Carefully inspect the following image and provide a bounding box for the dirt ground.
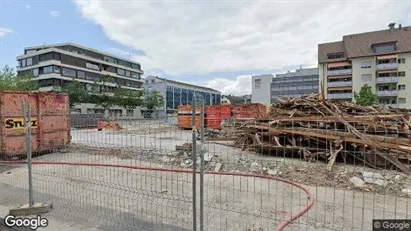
[0,121,410,230]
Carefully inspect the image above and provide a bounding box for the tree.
[60,80,90,108]
[115,88,144,111]
[91,76,117,110]
[0,65,39,91]
[143,90,164,112]
[354,84,378,106]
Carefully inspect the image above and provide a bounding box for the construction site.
[0,92,411,231]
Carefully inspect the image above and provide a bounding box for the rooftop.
[318,24,411,63]
[23,42,141,65]
[275,67,319,78]
[145,76,221,94]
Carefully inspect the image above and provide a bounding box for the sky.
[0,0,410,96]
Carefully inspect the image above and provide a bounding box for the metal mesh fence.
[0,98,411,231]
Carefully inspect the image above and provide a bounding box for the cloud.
[0,28,13,37]
[50,10,60,17]
[74,1,408,76]
[203,75,252,96]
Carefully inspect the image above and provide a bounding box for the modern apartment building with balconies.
[318,23,411,109]
[16,43,144,117]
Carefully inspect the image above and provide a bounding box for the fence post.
[22,99,34,207]
[191,97,197,231]
[199,97,205,231]
[8,99,53,216]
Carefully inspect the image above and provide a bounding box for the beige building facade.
[318,23,411,109]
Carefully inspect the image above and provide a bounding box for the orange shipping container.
[178,115,201,129]
[0,91,71,157]
[178,105,201,115]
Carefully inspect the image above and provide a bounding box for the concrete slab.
[9,202,53,216]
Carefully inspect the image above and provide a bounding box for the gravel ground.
[0,121,410,230]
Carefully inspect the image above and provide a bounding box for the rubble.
[250,162,261,172]
[228,93,411,173]
[267,169,279,176]
[349,176,365,188]
[214,163,223,172]
[363,172,387,186]
[402,187,411,196]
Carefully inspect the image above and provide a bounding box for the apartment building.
[16,43,144,117]
[271,67,319,104]
[251,74,273,104]
[318,23,411,109]
[143,76,221,113]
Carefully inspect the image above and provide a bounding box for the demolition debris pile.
[231,93,411,173]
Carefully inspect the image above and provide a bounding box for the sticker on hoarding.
[4,118,38,129]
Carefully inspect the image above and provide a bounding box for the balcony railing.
[376,77,399,84]
[327,69,352,76]
[377,63,398,70]
[377,90,399,96]
[327,93,352,99]
[328,81,352,87]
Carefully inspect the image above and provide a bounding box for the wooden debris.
[229,93,411,173]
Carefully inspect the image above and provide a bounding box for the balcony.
[377,90,399,97]
[327,93,352,99]
[327,69,352,76]
[377,63,398,70]
[376,77,399,84]
[328,81,352,87]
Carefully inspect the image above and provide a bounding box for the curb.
[0,216,36,231]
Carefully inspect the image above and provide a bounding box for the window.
[104,56,115,63]
[85,72,100,82]
[117,68,125,76]
[39,52,55,62]
[131,63,141,70]
[125,71,131,77]
[361,61,372,68]
[372,42,396,54]
[398,98,406,104]
[62,68,76,77]
[77,71,85,79]
[131,72,140,79]
[151,79,155,83]
[398,58,406,64]
[116,78,126,86]
[42,66,54,74]
[32,68,39,77]
[398,85,406,90]
[118,60,129,67]
[254,79,261,89]
[21,59,26,67]
[327,53,344,59]
[61,54,77,66]
[86,62,100,71]
[53,66,60,73]
[54,52,61,60]
[399,71,406,77]
[361,74,372,81]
